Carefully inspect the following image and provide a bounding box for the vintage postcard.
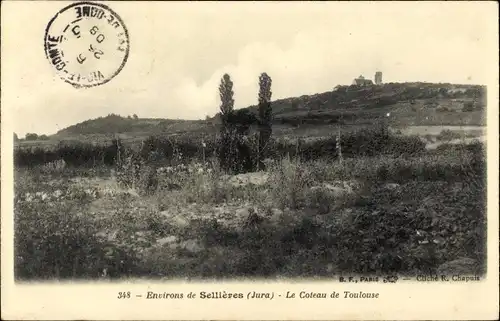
[1,1,499,320]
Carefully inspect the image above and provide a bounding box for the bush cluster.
[14,127,427,171]
[15,142,118,167]
[266,127,425,161]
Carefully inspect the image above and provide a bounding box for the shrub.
[306,186,336,214]
[268,156,314,209]
[436,105,451,112]
[462,101,474,112]
[136,164,159,195]
[436,129,461,142]
[115,150,144,189]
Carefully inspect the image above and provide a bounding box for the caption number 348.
[117,291,131,299]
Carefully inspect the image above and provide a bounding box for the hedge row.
[14,143,119,167]
[14,127,426,168]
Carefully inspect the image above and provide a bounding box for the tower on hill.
[375,71,383,85]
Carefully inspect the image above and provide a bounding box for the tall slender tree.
[218,74,236,172]
[219,74,235,127]
[258,72,272,170]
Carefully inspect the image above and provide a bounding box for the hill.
[54,114,213,137]
[242,81,486,126]
[17,81,486,148]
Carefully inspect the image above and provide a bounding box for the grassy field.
[14,140,486,280]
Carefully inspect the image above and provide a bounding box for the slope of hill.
[242,82,486,125]
[54,114,212,136]
[18,82,485,148]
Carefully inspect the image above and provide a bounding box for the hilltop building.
[375,71,383,85]
[352,75,373,86]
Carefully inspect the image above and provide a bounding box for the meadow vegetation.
[13,76,487,280]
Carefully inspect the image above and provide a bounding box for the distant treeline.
[14,126,427,169]
[14,143,120,167]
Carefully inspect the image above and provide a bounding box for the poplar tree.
[218,74,236,172]
[258,72,272,170]
[219,74,235,127]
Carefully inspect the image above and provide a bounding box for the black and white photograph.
[2,1,498,319]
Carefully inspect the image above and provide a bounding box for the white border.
[2,1,499,320]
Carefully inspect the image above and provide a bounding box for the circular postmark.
[44,2,129,88]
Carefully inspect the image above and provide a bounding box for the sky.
[1,1,497,137]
